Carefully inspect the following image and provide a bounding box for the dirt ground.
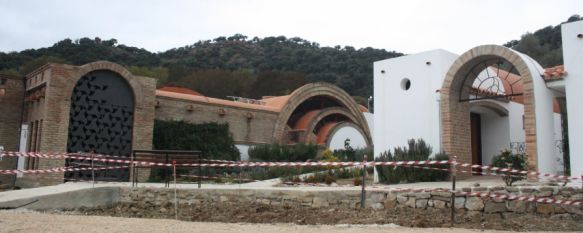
[48,202,583,232]
[0,211,575,233]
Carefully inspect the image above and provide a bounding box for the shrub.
[491,149,527,186]
[248,143,319,162]
[375,139,450,184]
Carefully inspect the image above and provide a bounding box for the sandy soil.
[0,211,569,233]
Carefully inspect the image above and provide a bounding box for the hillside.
[504,14,581,67]
[0,35,402,103]
[0,14,580,102]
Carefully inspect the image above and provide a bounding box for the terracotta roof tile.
[158,86,203,96]
[542,65,567,81]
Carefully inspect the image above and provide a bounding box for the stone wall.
[120,186,583,218]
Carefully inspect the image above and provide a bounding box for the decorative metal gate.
[65,70,134,181]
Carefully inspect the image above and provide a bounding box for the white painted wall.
[516,52,558,174]
[373,50,458,157]
[17,124,28,177]
[235,144,250,161]
[562,20,583,177]
[470,106,510,165]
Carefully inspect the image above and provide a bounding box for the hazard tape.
[456,162,580,181]
[459,190,582,207]
[0,165,129,175]
[3,151,579,182]
[0,151,451,168]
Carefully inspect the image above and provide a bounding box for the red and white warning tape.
[2,151,581,182]
[460,190,582,207]
[0,165,129,175]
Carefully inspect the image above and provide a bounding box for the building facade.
[0,62,372,187]
[374,20,582,176]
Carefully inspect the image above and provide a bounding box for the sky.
[0,0,581,54]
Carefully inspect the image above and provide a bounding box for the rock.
[416,199,428,209]
[397,195,408,204]
[563,205,583,215]
[219,196,229,202]
[472,182,480,187]
[465,197,484,211]
[507,200,526,213]
[409,192,430,199]
[571,194,583,200]
[473,187,488,192]
[433,200,446,209]
[159,207,167,213]
[537,204,554,214]
[371,203,384,210]
[520,187,534,193]
[454,197,465,209]
[312,197,329,208]
[482,213,502,222]
[554,206,566,214]
[384,199,397,209]
[427,200,434,207]
[466,211,482,223]
[387,193,398,201]
[430,191,451,197]
[535,191,553,197]
[371,192,386,203]
[550,213,573,220]
[506,187,519,193]
[405,198,416,208]
[484,200,507,213]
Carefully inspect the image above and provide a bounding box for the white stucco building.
[373,20,582,176]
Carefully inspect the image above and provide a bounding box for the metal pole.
[450,156,457,227]
[360,156,367,209]
[173,160,178,220]
[91,153,95,188]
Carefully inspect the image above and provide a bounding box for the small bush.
[491,149,527,186]
[375,139,450,184]
[353,177,362,186]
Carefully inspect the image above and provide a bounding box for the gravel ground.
[0,211,569,233]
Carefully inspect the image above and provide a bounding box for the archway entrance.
[440,45,544,171]
[65,70,134,181]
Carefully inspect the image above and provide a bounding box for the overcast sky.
[0,0,581,54]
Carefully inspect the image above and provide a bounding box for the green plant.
[375,139,450,184]
[491,149,527,186]
[248,143,319,162]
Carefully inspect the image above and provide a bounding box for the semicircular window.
[66,70,134,181]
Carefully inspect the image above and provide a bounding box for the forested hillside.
[0,15,579,102]
[0,35,402,103]
[504,14,581,67]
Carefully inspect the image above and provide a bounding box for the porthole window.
[401,78,411,91]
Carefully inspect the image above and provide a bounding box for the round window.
[401,78,411,91]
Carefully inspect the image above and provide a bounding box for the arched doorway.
[440,45,554,172]
[65,70,134,181]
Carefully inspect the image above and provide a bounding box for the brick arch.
[62,61,143,105]
[272,82,372,145]
[303,107,371,146]
[55,61,155,156]
[323,121,370,148]
[440,45,539,170]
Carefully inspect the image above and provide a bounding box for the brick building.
[0,61,372,188]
